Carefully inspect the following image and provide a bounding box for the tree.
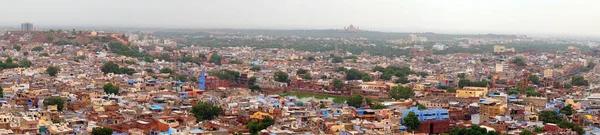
[361,75,372,82]
[332,78,343,90]
[144,68,154,73]
[175,75,188,82]
[191,101,223,122]
[43,96,65,111]
[209,52,222,65]
[554,64,563,68]
[417,72,429,78]
[158,53,170,61]
[119,68,137,75]
[539,110,562,124]
[198,54,207,60]
[417,104,428,110]
[31,46,44,51]
[209,69,240,81]
[560,104,573,116]
[0,86,3,98]
[297,69,308,74]
[307,56,316,61]
[246,116,275,135]
[404,111,420,131]
[335,67,346,72]
[92,127,113,135]
[46,66,60,76]
[248,77,257,85]
[389,86,415,99]
[519,129,533,135]
[372,66,385,72]
[571,76,588,86]
[13,45,21,51]
[534,126,545,133]
[101,62,120,74]
[319,104,326,108]
[160,68,173,74]
[249,85,262,92]
[274,71,289,83]
[320,75,328,80]
[507,89,519,95]
[347,95,365,108]
[395,76,410,84]
[564,83,573,89]
[345,69,364,80]
[250,66,261,71]
[529,75,540,85]
[102,83,119,95]
[332,56,343,63]
[302,74,312,80]
[512,57,527,66]
[18,59,33,68]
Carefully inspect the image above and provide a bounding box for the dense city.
[0,22,599,135]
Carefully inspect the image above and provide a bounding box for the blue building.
[198,72,206,90]
[401,107,449,123]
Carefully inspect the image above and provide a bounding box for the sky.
[1,0,599,37]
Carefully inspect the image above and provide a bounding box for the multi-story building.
[456,87,489,98]
[401,107,450,134]
[20,22,33,31]
[479,101,506,117]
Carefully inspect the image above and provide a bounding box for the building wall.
[456,87,488,98]
[417,119,451,134]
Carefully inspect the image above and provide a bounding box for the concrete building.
[456,87,489,98]
[21,22,34,31]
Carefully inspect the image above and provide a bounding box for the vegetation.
[331,56,343,63]
[249,85,261,92]
[160,68,173,74]
[108,42,154,62]
[424,58,439,64]
[209,69,240,81]
[31,46,44,51]
[13,45,21,51]
[0,57,34,70]
[46,66,60,76]
[344,68,368,80]
[274,70,290,83]
[91,127,113,135]
[458,79,489,88]
[571,76,588,86]
[449,126,501,135]
[332,78,344,90]
[529,75,540,85]
[297,69,308,74]
[512,57,527,66]
[250,66,261,71]
[302,74,312,80]
[191,101,223,122]
[404,111,420,131]
[437,86,456,92]
[100,62,137,75]
[389,86,415,99]
[102,83,120,94]
[417,104,428,110]
[246,116,274,135]
[278,91,347,104]
[560,104,573,116]
[209,52,222,65]
[43,96,65,111]
[379,66,414,80]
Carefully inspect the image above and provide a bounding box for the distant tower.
[21,22,33,31]
[360,97,370,109]
[198,72,206,90]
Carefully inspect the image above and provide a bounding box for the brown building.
[418,119,451,134]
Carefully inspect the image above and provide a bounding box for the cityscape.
[1,1,600,135]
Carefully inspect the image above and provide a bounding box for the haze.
[1,0,599,37]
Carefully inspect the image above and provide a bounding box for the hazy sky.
[1,0,599,37]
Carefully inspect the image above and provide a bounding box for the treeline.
[108,42,154,62]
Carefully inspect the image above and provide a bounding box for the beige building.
[544,69,554,78]
[493,45,515,53]
[456,87,489,98]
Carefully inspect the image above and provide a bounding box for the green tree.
[250,66,261,71]
[332,78,343,90]
[507,89,519,95]
[564,83,573,89]
[209,52,222,65]
[571,76,588,86]
[320,75,328,80]
[404,111,420,131]
[519,129,533,135]
[18,59,33,68]
[158,53,171,61]
[560,104,573,116]
[395,76,410,84]
[102,83,120,94]
[144,68,153,73]
[119,67,137,75]
[389,86,415,99]
[512,57,527,66]
[13,45,21,51]
[534,126,544,133]
[31,46,44,51]
[345,68,364,80]
[274,71,289,83]
[249,85,262,92]
[43,96,65,111]
[539,110,562,124]
[0,86,3,98]
[46,66,60,76]
[417,72,429,78]
[297,69,308,74]
[529,75,540,85]
[191,101,223,122]
[332,56,343,63]
[417,104,428,110]
[372,66,385,72]
[209,69,240,81]
[198,54,207,60]
[160,68,173,74]
[554,64,563,68]
[101,62,120,74]
[347,95,365,108]
[248,77,257,85]
[335,66,346,72]
[302,74,312,80]
[91,127,113,135]
[361,75,372,82]
[307,56,316,61]
[175,75,188,82]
